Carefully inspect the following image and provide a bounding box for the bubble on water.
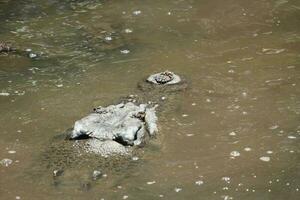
[269,125,279,130]
[147,181,156,185]
[0,158,13,167]
[56,84,63,88]
[124,28,133,33]
[15,196,21,200]
[268,189,271,192]
[15,91,25,96]
[132,156,139,161]
[159,194,164,198]
[242,57,254,61]
[222,187,229,190]
[244,147,252,151]
[133,10,141,15]
[222,195,233,200]
[192,103,196,106]
[0,92,10,96]
[259,156,270,162]
[206,98,211,103]
[229,131,236,136]
[104,36,112,41]
[222,177,231,183]
[287,65,295,69]
[266,151,273,154]
[230,151,240,157]
[182,114,188,117]
[195,180,204,186]
[174,187,182,192]
[8,150,16,154]
[122,195,128,199]
[186,134,194,137]
[29,53,37,59]
[262,48,285,54]
[120,49,130,54]
[167,12,172,15]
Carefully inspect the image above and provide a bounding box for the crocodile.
[34,71,188,190]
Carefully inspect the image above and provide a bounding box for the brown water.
[0,0,300,199]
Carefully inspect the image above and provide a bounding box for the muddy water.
[0,0,300,199]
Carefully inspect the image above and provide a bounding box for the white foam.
[259,156,270,162]
[230,151,240,157]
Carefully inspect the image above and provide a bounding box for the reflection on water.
[0,0,299,199]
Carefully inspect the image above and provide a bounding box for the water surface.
[0,0,299,199]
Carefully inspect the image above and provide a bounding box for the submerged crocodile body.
[35,71,188,190]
